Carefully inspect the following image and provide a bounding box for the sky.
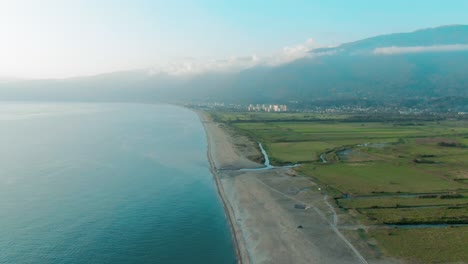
[1,0,468,79]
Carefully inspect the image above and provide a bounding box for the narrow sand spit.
[197,111,397,264]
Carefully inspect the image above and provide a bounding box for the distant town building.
[247,104,288,112]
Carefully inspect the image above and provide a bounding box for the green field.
[361,206,468,225]
[338,195,468,209]
[299,162,465,195]
[212,111,468,263]
[267,141,333,164]
[371,227,468,263]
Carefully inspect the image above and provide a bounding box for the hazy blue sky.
[1,0,468,79]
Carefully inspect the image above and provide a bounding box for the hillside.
[313,25,468,54]
[221,25,468,104]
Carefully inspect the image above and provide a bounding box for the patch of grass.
[360,206,468,225]
[266,141,333,164]
[371,227,468,263]
[337,195,468,209]
[298,162,465,195]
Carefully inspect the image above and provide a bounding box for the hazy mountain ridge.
[312,25,468,55]
[216,25,468,107]
[1,25,467,111]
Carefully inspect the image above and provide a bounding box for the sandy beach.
[198,111,396,264]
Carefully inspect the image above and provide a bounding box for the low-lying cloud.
[149,38,318,75]
[147,55,259,75]
[273,38,317,65]
[373,44,468,55]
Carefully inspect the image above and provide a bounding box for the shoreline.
[206,134,248,264]
[196,110,249,264]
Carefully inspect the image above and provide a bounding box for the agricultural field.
[370,227,468,263]
[299,161,465,195]
[267,141,333,164]
[212,111,468,263]
[338,194,468,209]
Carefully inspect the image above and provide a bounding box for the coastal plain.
[206,111,468,264]
[199,111,397,264]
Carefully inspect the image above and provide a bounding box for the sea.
[0,102,236,264]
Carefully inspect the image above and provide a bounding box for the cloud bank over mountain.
[149,38,318,75]
[373,44,468,55]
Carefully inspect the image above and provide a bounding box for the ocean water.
[0,102,236,264]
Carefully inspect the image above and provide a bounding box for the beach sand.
[198,111,397,264]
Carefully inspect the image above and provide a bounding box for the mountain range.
[1,25,468,111]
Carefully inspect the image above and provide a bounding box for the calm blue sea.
[0,102,236,264]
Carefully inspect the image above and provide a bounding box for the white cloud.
[270,38,317,65]
[148,55,260,75]
[373,44,468,55]
[149,38,319,75]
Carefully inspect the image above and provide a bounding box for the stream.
[240,143,299,171]
[320,154,328,163]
